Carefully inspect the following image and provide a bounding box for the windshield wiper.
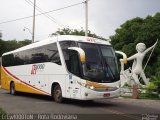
[103,57,115,79]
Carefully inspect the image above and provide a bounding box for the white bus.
[1,35,125,102]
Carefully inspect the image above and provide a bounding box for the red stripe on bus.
[2,67,50,96]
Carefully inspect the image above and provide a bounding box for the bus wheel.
[53,85,63,103]
[10,82,16,95]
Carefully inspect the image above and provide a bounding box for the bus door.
[67,51,81,99]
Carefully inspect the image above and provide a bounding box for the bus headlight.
[90,86,95,90]
[85,85,95,90]
[81,83,95,90]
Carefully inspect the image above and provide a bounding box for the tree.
[110,12,160,77]
[51,28,107,40]
[0,39,31,56]
[0,39,6,56]
[18,39,32,47]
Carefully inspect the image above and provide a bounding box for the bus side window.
[24,49,32,64]
[45,43,61,65]
[31,47,47,63]
[14,52,25,66]
[2,54,14,67]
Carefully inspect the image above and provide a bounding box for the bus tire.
[53,84,63,103]
[10,82,16,95]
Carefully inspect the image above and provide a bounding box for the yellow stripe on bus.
[1,67,48,95]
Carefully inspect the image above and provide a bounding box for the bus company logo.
[87,38,96,43]
[31,64,45,75]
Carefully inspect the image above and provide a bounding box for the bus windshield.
[78,43,119,83]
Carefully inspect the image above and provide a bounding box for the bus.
[1,35,126,103]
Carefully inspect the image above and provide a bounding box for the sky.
[0,0,160,41]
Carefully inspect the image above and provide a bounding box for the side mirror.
[115,51,127,73]
[68,47,86,63]
[115,51,127,64]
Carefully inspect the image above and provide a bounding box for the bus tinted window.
[2,54,14,67]
[24,50,32,64]
[45,43,61,65]
[14,52,25,66]
[2,43,61,67]
[31,47,48,64]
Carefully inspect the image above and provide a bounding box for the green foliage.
[51,28,107,40]
[18,39,32,47]
[151,74,160,93]
[110,12,160,77]
[0,39,31,56]
[0,108,7,120]
[0,108,6,114]
[140,83,159,99]
[145,82,157,91]
[139,74,160,99]
[0,40,6,56]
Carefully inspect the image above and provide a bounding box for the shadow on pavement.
[7,91,53,101]
[62,99,117,108]
[3,91,116,108]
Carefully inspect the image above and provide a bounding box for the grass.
[0,108,6,114]
[139,93,160,100]
[0,108,7,119]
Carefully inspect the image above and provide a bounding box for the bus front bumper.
[80,87,120,100]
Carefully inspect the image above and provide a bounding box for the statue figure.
[120,41,157,86]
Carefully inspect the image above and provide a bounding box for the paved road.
[0,89,160,120]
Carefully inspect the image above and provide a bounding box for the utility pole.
[32,0,36,43]
[85,0,88,37]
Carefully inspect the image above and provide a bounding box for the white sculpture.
[120,41,157,86]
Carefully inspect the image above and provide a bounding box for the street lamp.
[23,27,32,35]
[23,27,32,40]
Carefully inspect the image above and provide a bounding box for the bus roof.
[2,35,111,56]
